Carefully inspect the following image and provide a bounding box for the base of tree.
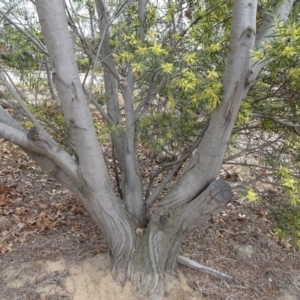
[0,252,200,300]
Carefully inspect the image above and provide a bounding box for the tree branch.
[0,121,81,187]
[0,106,84,197]
[134,73,159,122]
[95,0,146,225]
[146,126,207,207]
[252,112,300,135]
[0,71,43,130]
[82,86,114,125]
[249,0,296,86]
[160,0,258,208]
[36,0,113,196]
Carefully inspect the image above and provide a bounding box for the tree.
[0,0,297,298]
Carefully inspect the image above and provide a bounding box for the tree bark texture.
[95,0,146,225]
[35,0,137,284]
[0,0,296,299]
[126,179,232,298]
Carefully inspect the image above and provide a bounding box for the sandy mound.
[1,253,200,300]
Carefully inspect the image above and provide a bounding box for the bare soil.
[1,141,300,300]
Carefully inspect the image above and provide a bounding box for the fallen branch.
[178,255,233,282]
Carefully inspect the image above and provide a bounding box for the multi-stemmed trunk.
[73,178,232,299]
[0,0,296,299]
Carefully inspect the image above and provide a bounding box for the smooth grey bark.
[160,0,295,208]
[35,0,137,283]
[44,57,58,101]
[128,179,232,297]
[95,0,146,225]
[138,0,146,41]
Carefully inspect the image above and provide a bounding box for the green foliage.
[77,56,90,71]
[270,204,300,250]
[139,109,202,157]
[1,26,43,72]
[236,100,252,125]
[107,2,233,156]
[278,167,300,206]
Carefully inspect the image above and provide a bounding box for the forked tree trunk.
[0,0,295,299]
[126,180,232,298]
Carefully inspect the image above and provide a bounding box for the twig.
[0,70,43,130]
[252,112,300,136]
[88,0,132,102]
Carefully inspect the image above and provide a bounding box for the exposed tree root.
[178,255,233,282]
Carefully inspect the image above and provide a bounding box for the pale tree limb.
[44,57,58,101]
[249,0,296,86]
[94,0,125,165]
[82,86,114,125]
[35,3,137,278]
[90,0,131,102]
[0,122,81,188]
[160,0,258,208]
[120,83,145,224]
[160,0,296,209]
[134,73,159,122]
[95,0,146,225]
[36,0,108,189]
[138,0,146,41]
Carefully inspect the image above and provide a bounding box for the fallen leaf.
[70,225,82,232]
[237,213,248,221]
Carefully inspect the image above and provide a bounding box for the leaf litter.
[0,140,300,299]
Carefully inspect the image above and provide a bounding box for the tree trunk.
[95,0,146,226]
[0,0,295,299]
[123,180,232,299]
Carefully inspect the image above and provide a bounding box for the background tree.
[0,0,298,298]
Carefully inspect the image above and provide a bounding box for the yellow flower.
[246,189,258,203]
[289,68,300,79]
[151,43,167,56]
[282,46,296,58]
[207,68,218,79]
[183,53,197,64]
[161,62,173,74]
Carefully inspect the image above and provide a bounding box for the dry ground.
[1,141,300,300]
